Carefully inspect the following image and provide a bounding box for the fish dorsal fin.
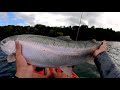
[59,66,72,76]
[56,36,72,41]
[7,54,16,62]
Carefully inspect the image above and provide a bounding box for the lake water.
[0,49,16,78]
[0,49,100,78]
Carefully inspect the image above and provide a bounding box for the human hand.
[52,68,79,78]
[44,68,51,78]
[15,41,34,78]
[15,41,78,78]
[93,40,107,57]
[33,68,51,78]
[52,68,68,78]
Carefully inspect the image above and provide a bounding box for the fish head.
[0,38,16,55]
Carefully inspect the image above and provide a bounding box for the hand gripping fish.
[1,34,119,76]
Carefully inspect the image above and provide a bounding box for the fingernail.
[16,41,19,49]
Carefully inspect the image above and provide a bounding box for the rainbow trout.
[1,34,120,76]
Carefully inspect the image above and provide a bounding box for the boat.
[34,66,79,78]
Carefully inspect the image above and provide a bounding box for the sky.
[0,12,120,31]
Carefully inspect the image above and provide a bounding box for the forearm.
[94,51,120,78]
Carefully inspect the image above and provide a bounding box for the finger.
[61,73,68,78]
[15,41,27,66]
[100,40,107,48]
[52,68,57,75]
[103,40,107,45]
[15,41,22,56]
[102,40,107,44]
[45,68,51,77]
[45,68,50,74]
[98,40,106,49]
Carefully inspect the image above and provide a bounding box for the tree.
[0,24,120,41]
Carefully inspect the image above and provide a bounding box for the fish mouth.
[0,39,7,47]
[0,39,6,49]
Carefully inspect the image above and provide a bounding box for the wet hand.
[52,68,69,78]
[93,40,107,57]
[15,41,34,78]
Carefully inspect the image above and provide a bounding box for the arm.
[94,48,120,78]
[94,51,120,78]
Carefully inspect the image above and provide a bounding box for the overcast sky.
[0,12,120,31]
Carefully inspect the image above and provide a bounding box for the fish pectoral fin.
[7,54,16,62]
[59,66,72,76]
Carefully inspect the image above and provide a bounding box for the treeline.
[0,24,120,41]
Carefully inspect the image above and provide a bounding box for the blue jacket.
[94,51,120,78]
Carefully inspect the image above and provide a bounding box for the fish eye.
[1,40,6,44]
[3,40,6,43]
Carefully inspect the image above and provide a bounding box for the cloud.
[13,12,120,31]
[0,12,7,18]
[13,12,35,25]
[48,12,103,26]
[14,12,69,26]
[15,23,29,26]
[95,12,120,31]
[0,12,8,25]
[13,12,103,26]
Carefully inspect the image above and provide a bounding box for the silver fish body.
[1,34,120,76]
[1,34,120,71]
[0,34,100,68]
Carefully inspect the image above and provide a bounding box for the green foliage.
[0,24,120,41]
[57,32,63,36]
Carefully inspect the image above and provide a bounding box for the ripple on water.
[0,49,16,78]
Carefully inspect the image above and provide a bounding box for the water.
[0,48,100,78]
[73,63,100,78]
[0,49,16,78]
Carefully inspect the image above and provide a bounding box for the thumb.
[52,68,57,75]
[15,41,27,66]
[15,41,22,56]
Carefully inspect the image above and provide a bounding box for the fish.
[0,34,120,76]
